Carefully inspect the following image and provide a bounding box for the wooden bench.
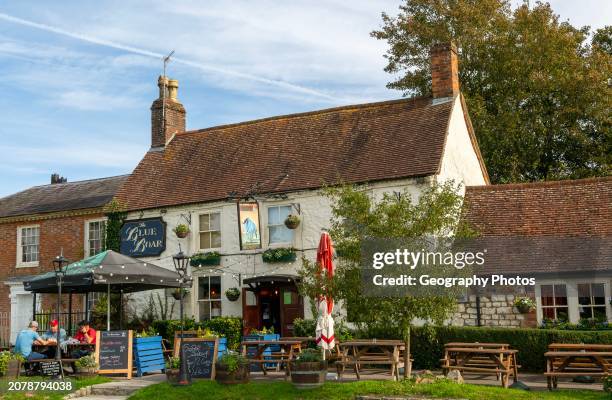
[544,343,612,390]
[441,346,519,388]
[336,340,408,381]
[241,340,301,378]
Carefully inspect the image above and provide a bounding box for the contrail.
[0,12,338,101]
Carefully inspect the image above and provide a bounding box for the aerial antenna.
[161,50,175,138]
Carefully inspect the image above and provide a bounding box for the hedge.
[296,319,612,372]
[151,317,243,350]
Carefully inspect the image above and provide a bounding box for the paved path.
[69,374,164,399]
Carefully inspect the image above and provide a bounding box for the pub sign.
[120,218,166,257]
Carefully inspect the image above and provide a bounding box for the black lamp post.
[52,250,69,379]
[172,245,192,385]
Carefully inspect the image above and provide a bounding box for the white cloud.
[55,90,139,111]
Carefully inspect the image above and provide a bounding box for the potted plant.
[284,214,300,229]
[165,356,181,385]
[215,351,249,384]
[74,355,98,376]
[225,287,240,302]
[172,288,189,300]
[262,247,297,263]
[190,251,221,267]
[290,348,327,389]
[604,374,612,393]
[173,224,190,238]
[0,351,23,379]
[514,297,536,313]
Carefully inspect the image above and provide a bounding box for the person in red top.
[74,320,96,344]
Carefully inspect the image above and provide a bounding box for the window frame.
[577,282,607,321]
[197,275,222,321]
[198,211,222,251]
[266,204,294,245]
[538,283,569,322]
[536,280,611,324]
[85,219,107,257]
[16,225,40,268]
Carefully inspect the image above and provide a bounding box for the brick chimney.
[430,43,460,99]
[151,76,186,148]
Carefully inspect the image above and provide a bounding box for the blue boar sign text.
[120,218,166,257]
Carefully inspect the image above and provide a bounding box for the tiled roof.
[116,97,455,211]
[0,175,129,219]
[463,177,612,275]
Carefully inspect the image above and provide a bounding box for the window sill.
[16,262,39,268]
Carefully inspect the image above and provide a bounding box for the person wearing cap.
[41,320,67,358]
[14,321,50,361]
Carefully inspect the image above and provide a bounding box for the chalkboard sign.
[40,361,61,376]
[95,330,133,379]
[173,330,198,357]
[177,338,218,379]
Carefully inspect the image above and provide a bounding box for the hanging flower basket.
[190,252,221,267]
[172,288,189,300]
[284,215,301,229]
[173,224,190,238]
[513,297,536,314]
[225,288,240,302]
[262,247,297,263]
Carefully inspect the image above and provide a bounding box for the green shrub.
[603,374,612,393]
[190,252,221,266]
[0,351,24,376]
[75,355,98,369]
[216,351,249,372]
[166,356,181,370]
[152,317,242,350]
[294,348,323,364]
[540,318,611,330]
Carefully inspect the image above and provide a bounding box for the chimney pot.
[151,76,186,148]
[430,42,460,99]
[167,79,179,100]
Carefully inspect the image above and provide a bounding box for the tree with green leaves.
[298,181,472,377]
[371,1,611,183]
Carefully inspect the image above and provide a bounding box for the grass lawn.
[128,379,607,400]
[0,375,111,400]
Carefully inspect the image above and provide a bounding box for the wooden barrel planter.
[6,359,21,379]
[290,361,327,389]
[166,368,180,385]
[215,365,249,384]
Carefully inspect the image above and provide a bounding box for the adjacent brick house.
[0,175,127,343]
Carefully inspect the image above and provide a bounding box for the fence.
[0,311,9,348]
[34,311,88,337]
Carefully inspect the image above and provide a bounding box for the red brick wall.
[0,212,105,315]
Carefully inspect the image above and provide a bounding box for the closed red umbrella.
[315,231,335,351]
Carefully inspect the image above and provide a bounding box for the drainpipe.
[476,296,482,327]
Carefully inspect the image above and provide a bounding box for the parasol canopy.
[24,250,182,293]
[315,231,335,350]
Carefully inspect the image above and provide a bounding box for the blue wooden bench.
[133,336,165,377]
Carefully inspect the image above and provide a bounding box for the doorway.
[241,276,303,337]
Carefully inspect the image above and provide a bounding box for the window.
[87,220,106,256]
[18,226,39,265]
[268,205,292,244]
[578,283,607,320]
[198,276,222,320]
[540,284,568,321]
[199,213,221,249]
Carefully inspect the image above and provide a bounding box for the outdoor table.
[444,342,509,349]
[336,339,406,381]
[442,347,518,388]
[241,340,302,378]
[544,349,612,390]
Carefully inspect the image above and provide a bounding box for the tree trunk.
[402,323,411,379]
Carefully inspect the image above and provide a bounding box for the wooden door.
[242,288,260,335]
[280,287,304,337]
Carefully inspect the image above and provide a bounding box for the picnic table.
[241,339,302,378]
[336,339,407,381]
[544,343,612,390]
[441,343,519,388]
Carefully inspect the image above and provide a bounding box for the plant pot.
[516,304,533,314]
[75,366,97,377]
[6,359,21,379]
[226,290,240,302]
[166,368,180,385]
[215,365,249,384]
[290,361,327,389]
[190,256,221,267]
[284,217,300,229]
[175,230,189,238]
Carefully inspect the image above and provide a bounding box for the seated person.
[40,320,67,358]
[72,320,96,359]
[14,321,51,362]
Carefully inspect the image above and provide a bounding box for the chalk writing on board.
[180,340,216,379]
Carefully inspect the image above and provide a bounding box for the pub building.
[113,44,489,335]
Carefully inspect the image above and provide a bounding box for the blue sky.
[0,1,609,197]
